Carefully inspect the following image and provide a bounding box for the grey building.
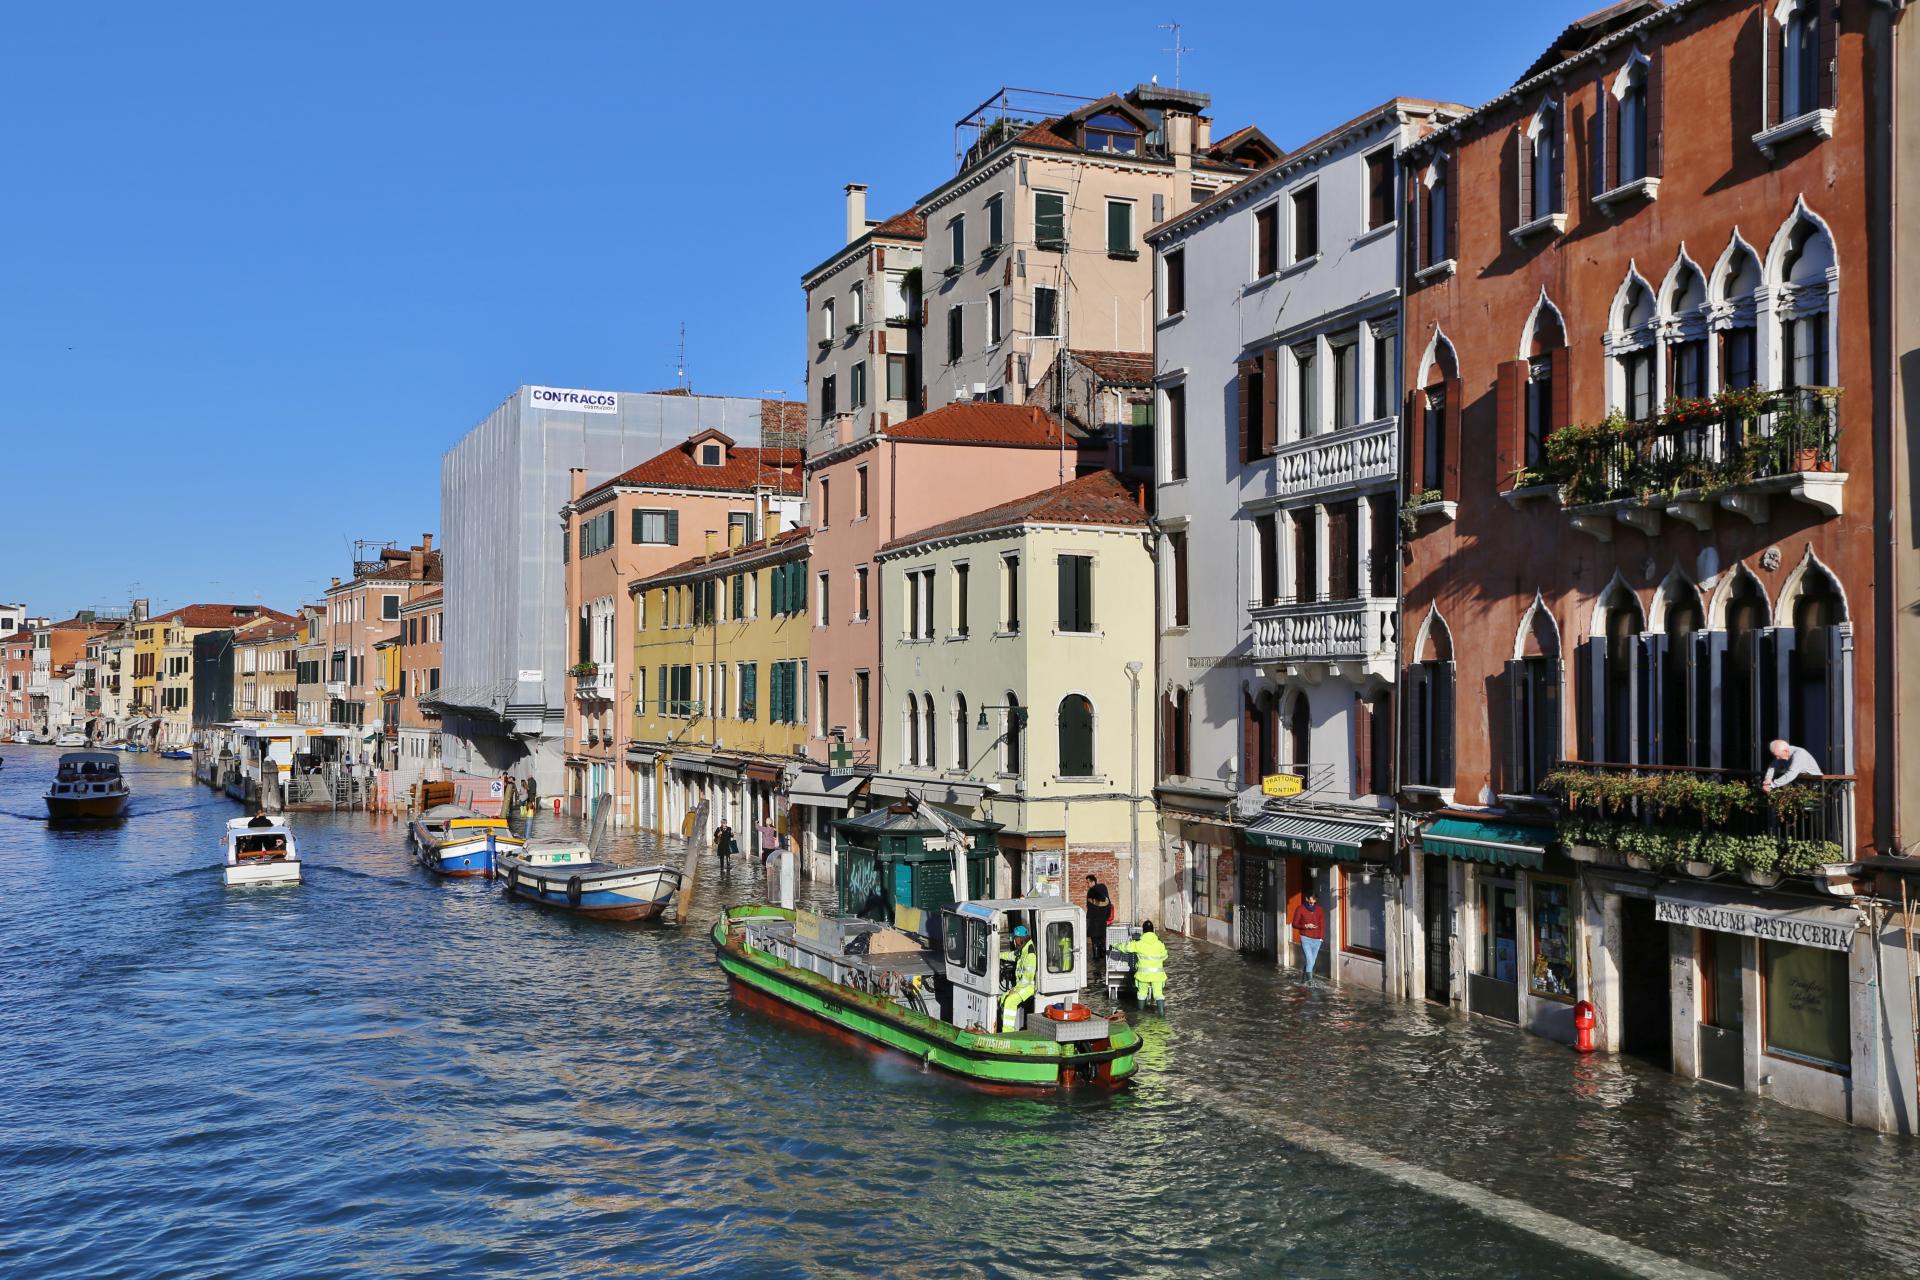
[434,385,804,792]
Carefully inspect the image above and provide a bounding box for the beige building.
[234,616,303,723]
[803,189,924,456]
[914,85,1274,413]
[874,471,1159,918]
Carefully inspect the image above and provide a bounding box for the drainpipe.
[1126,659,1144,922]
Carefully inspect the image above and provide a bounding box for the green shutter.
[667,510,680,545]
[795,561,808,613]
[771,565,786,615]
[657,665,666,712]
[1057,557,1073,631]
[1077,556,1092,630]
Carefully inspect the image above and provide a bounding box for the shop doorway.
[1239,855,1278,961]
[1698,930,1745,1088]
[1284,858,1331,977]
[1469,877,1520,1023]
[1618,896,1671,1065]
[1423,856,1451,1003]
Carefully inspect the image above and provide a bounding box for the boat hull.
[226,858,302,887]
[45,793,130,821]
[712,906,1138,1091]
[500,862,680,920]
[410,830,518,878]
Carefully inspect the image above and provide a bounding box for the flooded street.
[4,750,1916,1279]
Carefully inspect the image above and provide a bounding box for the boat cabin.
[50,751,125,797]
[833,803,1001,922]
[522,838,592,868]
[942,897,1088,1033]
[225,816,295,861]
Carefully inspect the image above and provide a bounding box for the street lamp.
[1125,659,1144,922]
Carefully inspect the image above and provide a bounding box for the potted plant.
[817,338,834,352]
[567,661,598,679]
[1738,835,1783,887]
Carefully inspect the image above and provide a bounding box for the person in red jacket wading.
[1291,890,1326,983]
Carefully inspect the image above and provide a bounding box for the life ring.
[566,875,583,906]
[1044,1002,1093,1023]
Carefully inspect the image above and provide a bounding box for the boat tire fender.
[567,875,582,906]
[507,867,520,894]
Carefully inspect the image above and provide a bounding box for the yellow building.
[627,527,811,835]
[145,605,292,748]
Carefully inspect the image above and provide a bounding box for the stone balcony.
[1269,418,1396,502]
[1249,595,1397,682]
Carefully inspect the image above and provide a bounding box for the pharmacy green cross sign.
[829,739,854,770]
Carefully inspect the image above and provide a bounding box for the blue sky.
[1,0,1583,619]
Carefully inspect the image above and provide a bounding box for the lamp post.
[1125,659,1143,922]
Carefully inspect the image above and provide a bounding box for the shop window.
[1479,881,1519,982]
[1529,880,1575,1000]
[1189,842,1211,918]
[1764,940,1850,1071]
[1343,870,1386,957]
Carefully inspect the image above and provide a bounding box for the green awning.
[1244,812,1391,861]
[1420,817,1548,869]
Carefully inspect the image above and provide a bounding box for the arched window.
[1416,333,1459,495]
[1613,276,1657,420]
[1522,300,1566,471]
[1595,580,1645,764]
[953,691,970,771]
[1508,599,1563,794]
[1524,101,1563,224]
[1243,687,1280,786]
[1424,157,1450,265]
[1655,575,1704,766]
[905,694,921,767]
[1057,694,1094,777]
[1776,216,1834,388]
[1663,261,1708,401]
[1406,610,1455,789]
[1787,557,1847,772]
[1782,0,1820,120]
[1001,692,1023,775]
[1713,240,1762,391]
[1616,59,1650,184]
[921,692,937,770]
[1719,569,1770,771]
[1163,687,1191,777]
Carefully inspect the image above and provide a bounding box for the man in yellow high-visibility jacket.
[1001,924,1037,1030]
[1116,920,1168,1010]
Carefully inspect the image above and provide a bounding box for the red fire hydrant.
[1573,999,1597,1054]
[553,796,562,816]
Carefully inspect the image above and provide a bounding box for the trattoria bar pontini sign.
[1655,895,1854,952]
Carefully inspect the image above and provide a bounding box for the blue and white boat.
[409,803,522,878]
[497,838,683,920]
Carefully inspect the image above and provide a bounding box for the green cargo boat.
[714,900,1141,1091]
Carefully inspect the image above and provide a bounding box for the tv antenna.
[1158,21,1193,88]
[676,322,689,391]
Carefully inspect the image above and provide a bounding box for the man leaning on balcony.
[1761,740,1823,793]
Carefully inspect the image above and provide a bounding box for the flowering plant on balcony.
[567,661,599,678]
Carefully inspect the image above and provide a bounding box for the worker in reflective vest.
[1117,920,1168,1009]
[1001,925,1037,1029]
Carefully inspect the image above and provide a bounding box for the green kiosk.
[834,801,1001,923]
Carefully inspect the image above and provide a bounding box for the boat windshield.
[942,912,967,969]
[1045,919,1076,974]
[967,918,989,978]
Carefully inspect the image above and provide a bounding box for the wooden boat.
[713,899,1140,1091]
[224,815,302,887]
[497,838,683,920]
[408,804,521,877]
[44,751,130,821]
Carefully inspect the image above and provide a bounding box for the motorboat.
[498,838,683,920]
[44,751,131,821]
[224,815,302,887]
[409,804,522,877]
[54,731,85,748]
[158,748,193,760]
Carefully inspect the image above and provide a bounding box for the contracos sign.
[528,385,620,414]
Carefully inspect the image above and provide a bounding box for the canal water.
[4,751,1917,1279]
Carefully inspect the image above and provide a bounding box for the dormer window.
[1084,113,1140,155]
[700,443,722,466]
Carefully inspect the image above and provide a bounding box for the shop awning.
[786,770,866,810]
[867,773,995,810]
[1244,811,1391,860]
[668,752,741,778]
[1420,817,1549,869]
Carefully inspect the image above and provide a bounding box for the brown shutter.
[1516,124,1534,227]
[1407,176,1424,274]
[1444,156,1459,263]
[1326,501,1357,600]
[1404,388,1424,498]
[1495,359,1526,488]
[1242,693,1260,786]
[1260,348,1280,456]
[1441,376,1463,503]
[1592,74,1611,196]
[1549,346,1570,435]
[1237,359,1255,464]
[1645,46,1665,177]
[1817,0,1838,109]
[1354,692,1373,795]
[1763,7,1783,129]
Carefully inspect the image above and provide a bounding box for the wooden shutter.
[1260,348,1280,455]
[666,510,680,545]
[1578,638,1605,762]
[1326,501,1357,600]
[1505,658,1529,793]
[1763,7,1783,130]
[1237,359,1255,464]
[1057,557,1073,630]
[1495,359,1526,487]
[1402,662,1430,783]
[1516,125,1534,227]
[1592,74,1611,196]
[1434,661,1457,788]
[1354,692,1373,795]
[1172,533,1189,627]
[1703,630,1729,768]
[1407,177,1424,276]
[1369,497,1396,597]
[1441,377,1463,503]
[1639,633,1667,765]
[1405,389,1425,497]
[1534,658,1563,787]
[1293,509,1317,602]
[1243,693,1260,787]
[1767,626,1795,753]
[796,562,808,613]
[1548,347,1570,435]
[1444,161,1459,264]
[1645,47,1665,178]
[1817,0,1839,109]
[1826,623,1853,775]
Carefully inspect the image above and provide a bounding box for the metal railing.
[1556,386,1839,507]
[1546,758,1853,863]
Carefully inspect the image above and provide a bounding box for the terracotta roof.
[1014,118,1078,152]
[885,402,1073,449]
[580,437,804,504]
[234,618,303,643]
[880,471,1146,554]
[42,615,120,632]
[871,209,926,239]
[402,587,443,607]
[1518,0,1664,83]
[759,399,808,450]
[1071,350,1153,385]
[150,604,295,629]
[632,526,812,590]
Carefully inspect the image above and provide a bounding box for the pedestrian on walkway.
[1084,874,1113,975]
[1292,890,1327,982]
[757,818,778,864]
[715,820,737,876]
[1762,739,1823,793]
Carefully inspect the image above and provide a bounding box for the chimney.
[728,523,746,550]
[409,544,424,577]
[845,183,868,243]
[330,577,340,589]
[421,533,433,552]
[767,511,784,539]
[569,467,588,501]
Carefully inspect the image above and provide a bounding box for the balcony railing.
[1249,594,1397,672]
[1546,387,1840,535]
[1268,418,1396,501]
[1542,760,1853,877]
